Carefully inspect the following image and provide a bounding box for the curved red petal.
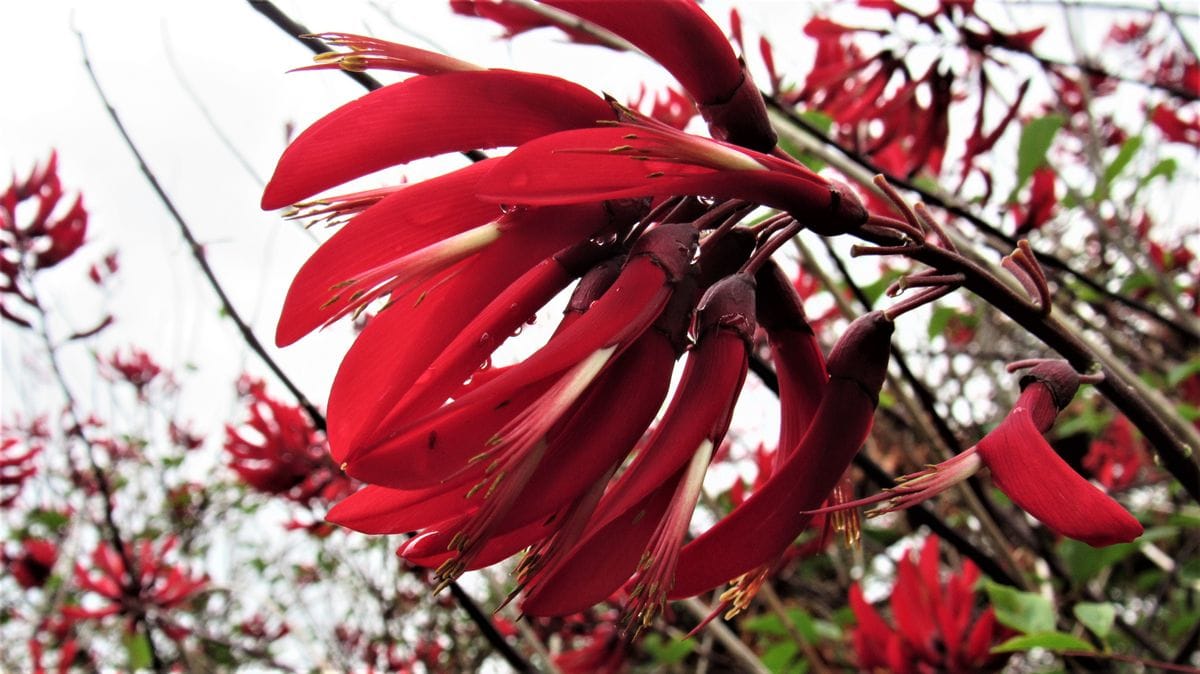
[326,204,610,458]
[544,0,741,107]
[477,127,861,234]
[276,161,498,346]
[520,476,678,617]
[977,406,1142,547]
[262,70,612,209]
[671,313,893,597]
[492,331,676,533]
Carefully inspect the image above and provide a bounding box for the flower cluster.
[1,152,88,328]
[264,1,1145,628]
[850,536,1009,674]
[64,537,207,640]
[224,377,353,505]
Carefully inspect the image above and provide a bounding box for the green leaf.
[28,508,70,532]
[761,641,800,673]
[1015,114,1065,192]
[983,580,1056,634]
[992,631,1096,654]
[1073,602,1115,640]
[643,634,695,665]
[1097,135,1143,199]
[798,110,834,135]
[1054,408,1112,438]
[927,306,955,339]
[202,638,236,666]
[743,613,786,636]
[1167,358,1200,388]
[780,110,834,172]
[1057,539,1137,583]
[123,632,152,670]
[1140,157,1177,188]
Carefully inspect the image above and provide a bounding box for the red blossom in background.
[1084,415,1148,490]
[100,347,167,399]
[64,537,207,639]
[224,377,353,505]
[3,538,59,589]
[1013,166,1058,234]
[1,434,41,508]
[850,536,1009,674]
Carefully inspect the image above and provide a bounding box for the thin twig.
[76,27,326,432]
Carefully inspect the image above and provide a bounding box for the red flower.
[1,434,41,508]
[262,22,890,625]
[1013,166,1058,234]
[1083,414,1147,489]
[224,378,352,504]
[4,538,58,589]
[0,152,88,273]
[100,348,166,399]
[1151,103,1200,145]
[850,536,1009,674]
[818,361,1143,548]
[64,537,207,634]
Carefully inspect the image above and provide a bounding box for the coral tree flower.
[224,377,353,505]
[64,537,207,638]
[850,536,1009,674]
[817,361,1143,548]
[4,538,58,589]
[264,15,869,624]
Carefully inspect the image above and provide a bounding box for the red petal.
[520,475,678,616]
[393,254,576,415]
[976,407,1143,547]
[583,330,747,529]
[756,262,827,457]
[401,517,546,571]
[326,481,482,534]
[850,584,893,669]
[671,313,893,597]
[262,70,612,209]
[544,0,741,106]
[276,161,498,346]
[491,331,676,533]
[477,128,860,234]
[325,204,609,457]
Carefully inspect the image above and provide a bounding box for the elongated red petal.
[756,262,827,457]
[326,474,493,535]
[394,251,583,416]
[543,0,775,150]
[326,204,611,457]
[477,127,865,235]
[520,474,679,616]
[262,70,612,209]
[850,584,893,671]
[545,0,740,106]
[492,330,677,533]
[276,160,498,346]
[975,406,1143,547]
[671,313,893,597]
